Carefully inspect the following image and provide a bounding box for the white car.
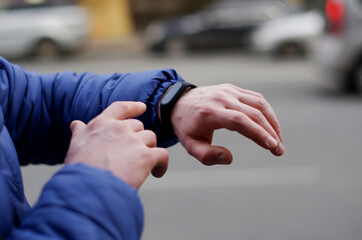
[144,0,294,53]
[252,10,325,56]
[0,4,89,59]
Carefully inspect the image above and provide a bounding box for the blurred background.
[2,0,362,239]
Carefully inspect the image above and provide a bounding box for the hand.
[171,84,284,166]
[65,101,169,189]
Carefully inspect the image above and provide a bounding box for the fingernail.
[266,136,278,148]
[276,144,285,155]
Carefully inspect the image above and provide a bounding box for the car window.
[209,3,290,28]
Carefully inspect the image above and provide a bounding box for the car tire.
[343,59,362,93]
[275,42,306,57]
[35,39,60,59]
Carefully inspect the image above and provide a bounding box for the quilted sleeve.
[0,57,184,165]
[8,164,144,240]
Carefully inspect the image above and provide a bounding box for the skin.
[65,101,169,189]
[65,84,285,189]
[171,84,285,166]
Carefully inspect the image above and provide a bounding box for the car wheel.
[343,60,362,93]
[35,39,60,59]
[276,42,305,57]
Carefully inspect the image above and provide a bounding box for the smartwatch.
[159,81,196,133]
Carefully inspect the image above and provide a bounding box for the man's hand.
[65,102,169,189]
[171,84,285,166]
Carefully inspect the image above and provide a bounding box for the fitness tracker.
[159,81,196,133]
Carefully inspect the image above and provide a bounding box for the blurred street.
[18,49,362,240]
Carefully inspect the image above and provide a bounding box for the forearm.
[8,164,143,240]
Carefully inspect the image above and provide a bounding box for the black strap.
[159,82,196,133]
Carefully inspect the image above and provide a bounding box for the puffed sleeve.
[8,164,144,240]
[0,57,184,165]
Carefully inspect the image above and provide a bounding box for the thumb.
[186,138,233,166]
[70,120,86,137]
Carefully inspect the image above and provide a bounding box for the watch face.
[161,82,183,105]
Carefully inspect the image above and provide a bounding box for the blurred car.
[315,0,362,92]
[251,10,325,57]
[0,1,89,59]
[144,0,295,53]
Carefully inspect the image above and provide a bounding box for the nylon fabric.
[0,57,184,239]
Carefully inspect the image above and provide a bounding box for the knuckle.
[140,148,157,165]
[250,110,263,123]
[136,120,145,128]
[87,117,103,130]
[120,102,129,113]
[220,84,237,94]
[146,130,157,139]
[184,142,196,155]
[220,83,234,90]
[271,117,280,128]
[196,104,215,119]
[256,98,267,110]
[144,130,157,143]
[257,93,264,99]
[112,120,127,131]
[211,91,228,102]
[108,120,133,135]
[229,112,245,124]
[252,91,264,99]
[130,119,144,130]
[161,148,170,159]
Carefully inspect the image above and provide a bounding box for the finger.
[151,148,169,178]
[102,101,147,120]
[185,138,233,166]
[223,85,282,142]
[123,119,144,132]
[227,100,280,143]
[70,120,86,137]
[138,130,157,147]
[271,143,285,156]
[237,92,282,140]
[214,109,280,151]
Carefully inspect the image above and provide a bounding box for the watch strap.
[160,82,196,134]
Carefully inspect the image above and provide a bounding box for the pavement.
[17,46,362,240]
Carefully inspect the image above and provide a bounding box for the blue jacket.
[0,57,183,239]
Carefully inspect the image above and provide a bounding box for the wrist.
[158,82,196,134]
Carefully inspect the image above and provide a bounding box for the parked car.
[144,0,295,53]
[0,1,89,59]
[315,0,362,92]
[251,10,325,57]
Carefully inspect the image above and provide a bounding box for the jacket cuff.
[106,68,185,148]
